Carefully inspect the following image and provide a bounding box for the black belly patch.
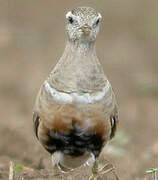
[44,125,104,157]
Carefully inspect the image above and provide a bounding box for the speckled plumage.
[72,7,98,19]
[33,7,119,179]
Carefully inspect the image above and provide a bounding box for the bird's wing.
[109,104,119,139]
[33,111,40,140]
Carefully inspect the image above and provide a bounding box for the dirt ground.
[0,0,158,180]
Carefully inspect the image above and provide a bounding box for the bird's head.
[66,7,102,43]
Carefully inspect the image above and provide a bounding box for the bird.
[33,7,119,180]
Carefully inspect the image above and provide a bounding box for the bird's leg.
[89,158,99,180]
[52,164,62,180]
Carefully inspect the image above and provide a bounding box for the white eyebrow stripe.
[66,11,72,19]
[66,11,76,19]
[66,11,81,22]
[98,13,102,20]
[44,81,110,104]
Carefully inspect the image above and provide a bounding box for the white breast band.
[44,81,110,104]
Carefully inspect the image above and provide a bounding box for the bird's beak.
[80,24,91,36]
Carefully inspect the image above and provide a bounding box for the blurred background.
[0,0,158,179]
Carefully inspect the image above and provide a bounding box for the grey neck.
[65,40,96,54]
[47,39,107,93]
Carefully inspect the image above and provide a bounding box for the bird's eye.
[68,16,74,24]
[96,19,100,25]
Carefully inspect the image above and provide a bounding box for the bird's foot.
[52,174,62,180]
[52,164,63,180]
[98,162,120,180]
[89,160,119,180]
[89,174,99,180]
[99,162,114,175]
[89,164,112,180]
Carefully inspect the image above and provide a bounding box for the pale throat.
[65,39,96,56]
